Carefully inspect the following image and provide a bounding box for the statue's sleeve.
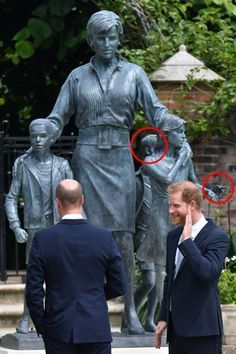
[143,156,171,183]
[188,160,199,184]
[136,66,172,128]
[47,73,76,139]
[64,159,73,179]
[5,158,23,230]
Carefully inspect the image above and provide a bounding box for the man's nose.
[104,37,109,47]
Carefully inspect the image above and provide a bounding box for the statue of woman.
[46,10,189,334]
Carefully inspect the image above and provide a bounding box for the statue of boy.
[5,118,73,334]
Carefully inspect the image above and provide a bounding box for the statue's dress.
[47,56,170,232]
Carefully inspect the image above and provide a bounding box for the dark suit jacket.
[159,218,230,338]
[26,219,126,343]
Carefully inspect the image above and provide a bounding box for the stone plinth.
[0,332,43,350]
[222,305,236,345]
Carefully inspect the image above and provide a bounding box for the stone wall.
[154,82,215,119]
[192,139,236,233]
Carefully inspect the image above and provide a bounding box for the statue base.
[0,331,167,350]
[1,331,43,350]
[112,331,167,347]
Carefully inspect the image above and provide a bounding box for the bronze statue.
[45,10,190,334]
[5,118,73,334]
[137,115,218,306]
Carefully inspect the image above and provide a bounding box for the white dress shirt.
[62,213,84,220]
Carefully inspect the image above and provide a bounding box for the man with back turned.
[26,179,126,354]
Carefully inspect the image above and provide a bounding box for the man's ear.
[56,197,60,210]
[81,194,84,206]
[190,200,196,210]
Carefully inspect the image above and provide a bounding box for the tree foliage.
[0,0,235,138]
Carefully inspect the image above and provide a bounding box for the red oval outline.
[202,171,235,205]
[130,126,169,165]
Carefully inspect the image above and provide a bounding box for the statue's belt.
[77,127,130,149]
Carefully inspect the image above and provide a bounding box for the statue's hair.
[167,181,202,210]
[86,10,123,45]
[141,134,158,151]
[159,114,186,132]
[29,119,55,138]
[56,179,83,207]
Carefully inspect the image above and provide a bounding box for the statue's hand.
[14,227,28,243]
[211,185,227,198]
[179,140,193,166]
[205,188,219,202]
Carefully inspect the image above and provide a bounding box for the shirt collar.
[90,54,123,72]
[191,215,208,239]
[62,214,84,220]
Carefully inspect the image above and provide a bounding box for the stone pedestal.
[222,305,236,345]
[112,332,156,348]
[0,332,43,350]
[0,331,166,350]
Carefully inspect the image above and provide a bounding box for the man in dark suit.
[156,180,230,354]
[26,179,126,354]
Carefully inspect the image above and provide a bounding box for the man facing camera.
[156,181,229,354]
[26,179,126,354]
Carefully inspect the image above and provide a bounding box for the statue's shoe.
[121,314,145,335]
[144,321,157,333]
[17,318,29,334]
[127,324,145,335]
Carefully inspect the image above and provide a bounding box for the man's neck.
[61,209,82,217]
[191,211,204,225]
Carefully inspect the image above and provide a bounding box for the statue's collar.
[90,54,123,72]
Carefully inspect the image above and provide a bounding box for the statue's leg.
[144,284,158,332]
[134,268,157,332]
[134,269,155,309]
[112,231,145,335]
[134,270,156,308]
[154,263,166,306]
[17,229,36,334]
[17,288,30,334]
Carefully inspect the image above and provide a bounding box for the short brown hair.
[56,179,83,207]
[167,181,202,209]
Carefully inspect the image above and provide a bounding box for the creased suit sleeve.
[104,235,127,300]
[179,231,230,282]
[25,233,45,335]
